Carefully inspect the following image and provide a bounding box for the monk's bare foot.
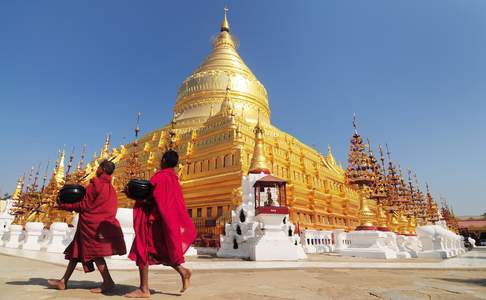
[47,279,66,290]
[124,288,150,298]
[90,280,115,293]
[180,268,191,293]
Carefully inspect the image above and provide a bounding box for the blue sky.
[1,1,485,215]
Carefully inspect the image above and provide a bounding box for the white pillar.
[46,222,69,253]
[5,224,24,248]
[22,222,44,251]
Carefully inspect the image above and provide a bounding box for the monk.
[48,160,126,293]
[125,150,196,298]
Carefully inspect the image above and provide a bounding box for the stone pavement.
[0,248,485,299]
[1,246,486,271]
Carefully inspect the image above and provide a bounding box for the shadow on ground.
[6,278,183,297]
[5,278,139,296]
[436,277,486,287]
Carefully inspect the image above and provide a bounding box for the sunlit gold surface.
[174,11,270,128]
[248,113,270,174]
[12,9,370,233]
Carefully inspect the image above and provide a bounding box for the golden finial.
[248,109,270,174]
[366,138,373,155]
[77,144,87,171]
[352,112,358,135]
[100,134,111,159]
[134,112,141,146]
[66,145,75,175]
[41,160,50,192]
[55,147,66,186]
[31,161,41,191]
[12,175,24,200]
[221,6,230,32]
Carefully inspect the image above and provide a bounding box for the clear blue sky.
[1,1,485,215]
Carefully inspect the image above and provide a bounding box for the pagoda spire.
[218,85,234,117]
[248,110,270,174]
[326,144,337,165]
[221,6,230,32]
[100,134,111,159]
[12,175,24,200]
[55,147,66,186]
[41,160,50,192]
[77,144,87,171]
[344,113,376,230]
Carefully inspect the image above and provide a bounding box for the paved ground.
[2,246,486,271]
[1,249,486,300]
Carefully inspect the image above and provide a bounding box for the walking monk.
[48,160,126,293]
[125,150,196,298]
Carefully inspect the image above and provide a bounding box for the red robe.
[60,173,126,272]
[129,168,196,267]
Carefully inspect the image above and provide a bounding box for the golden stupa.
[10,9,448,239]
[100,10,362,237]
[14,9,370,240]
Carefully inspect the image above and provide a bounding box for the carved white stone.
[21,222,44,251]
[340,230,399,259]
[218,173,306,261]
[4,224,24,248]
[416,221,466,259]
[46,222,69,253]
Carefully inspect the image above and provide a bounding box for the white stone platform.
[1,246,485,271]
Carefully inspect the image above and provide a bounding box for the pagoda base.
[416,222,466,259]
[377,226,390,232]
[340,230,398,259]
[218,173,306,261]
[396,235,422,258]
[250,213,301,261]
[355,225,378,231]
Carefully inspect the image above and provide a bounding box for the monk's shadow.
[6,278,139,296]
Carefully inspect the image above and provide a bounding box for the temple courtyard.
[0,248,485,300]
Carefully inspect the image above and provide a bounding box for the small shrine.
[253,175,289,215]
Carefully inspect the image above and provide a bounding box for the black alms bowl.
[58,184,86,204]
[127,179,153,201]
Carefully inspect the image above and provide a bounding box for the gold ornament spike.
[41,160,50,192]
[221,6,230,32]
[248,110,270,174]
[352,112,358,135]
[77,144,87,171]
[134,112,142,145]
[55,148,66,186]
[12,176,24,200]
[66,145,75,176]
[100,134,111,159]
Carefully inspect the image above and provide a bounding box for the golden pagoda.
[9,9,457,242]
[82,9,361,240]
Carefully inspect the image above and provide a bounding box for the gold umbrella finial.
[352,112,358,135]
[221,6,230,32]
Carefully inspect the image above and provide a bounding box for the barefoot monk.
[48,160,126,293]
[126,150,196,298]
